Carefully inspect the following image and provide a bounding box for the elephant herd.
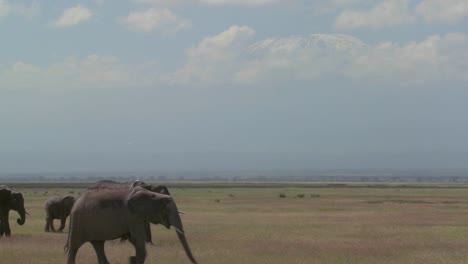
[0,181,197,264]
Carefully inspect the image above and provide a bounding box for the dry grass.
[2,184,468,263]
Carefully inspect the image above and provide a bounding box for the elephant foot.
[128,256,143,264]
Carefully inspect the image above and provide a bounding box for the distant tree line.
[2,173,468,183]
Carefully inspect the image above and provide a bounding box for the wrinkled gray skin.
[87,180,171,244]
[66,186,197,264]
[44,195,75,232]
[0,185,26,237]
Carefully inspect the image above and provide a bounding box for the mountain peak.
[248,34,368,54]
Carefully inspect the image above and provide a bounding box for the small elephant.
[0,185,27,237]
[44,195,75,232]
[66,186,197,264]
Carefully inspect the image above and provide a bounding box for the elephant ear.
[62,195,75,206]
[127,189,153,219]
[0,187,11,206]
[63,195,75,200]
[133,181,154,192]
[131,180,149,188]
[151,185,171,195]
[127,188,170,220]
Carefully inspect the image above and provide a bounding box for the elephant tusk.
[175,227,185,235]
[178,211,186,215]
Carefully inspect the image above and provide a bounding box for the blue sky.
[1,0,468,173]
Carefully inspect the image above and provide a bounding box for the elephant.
[44,195,75,232]
[0,185,27,237]
[65,186,197,264]
[87,180,171,244]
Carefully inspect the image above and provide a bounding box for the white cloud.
[2,28,467,90]
[416,0,468,23]
[0,0,11,17]
[17,1,40,19]
[0,1,40,19]
[335,0,414,30]
[168,26,468,85]
[316,0,373,13]
[11,62,40,73]
[166,27,372,85]
[163,25,255,84]
[344,33,468,84]
[121,8,191,33]
[329,0,371,6]
[333,0,468,29]
[52,5,93,28]
[134,0,282,6]
[0,55,160,90]
[199,0,280,5]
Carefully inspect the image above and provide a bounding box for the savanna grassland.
[2,183,468,264]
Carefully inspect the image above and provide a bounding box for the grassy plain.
[2,183,468,263]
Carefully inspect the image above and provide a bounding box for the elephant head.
[148,185,171,195]
[62,195,76,211]
[131,181,171,195]
[0,188,26,225]
[128,188,197,264]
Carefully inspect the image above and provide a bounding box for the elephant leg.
[144,222,152,244]
[0,213,10,237]
[4,220,11,237]
[2,211,11,237]
[45,217,51,232]
[128,237,146,264]
[58,217,67,232]
[67,240,84,264]
[128,238,137,263]
[67,246,78,264]
[91,240,110,264]
[50,219,56,232]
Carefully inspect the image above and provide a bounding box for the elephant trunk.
[17,208,26,225]
[169,201,197,264]
[176,228,197,264]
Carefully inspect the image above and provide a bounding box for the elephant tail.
[64,215,72,253]
[64,234,70,253]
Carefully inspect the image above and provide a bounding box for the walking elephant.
[87,180,171,243]
[66,186,197,264]
[44,195,75,232]
[0,185,27,237]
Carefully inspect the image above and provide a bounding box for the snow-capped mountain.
[247,34,368,55]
